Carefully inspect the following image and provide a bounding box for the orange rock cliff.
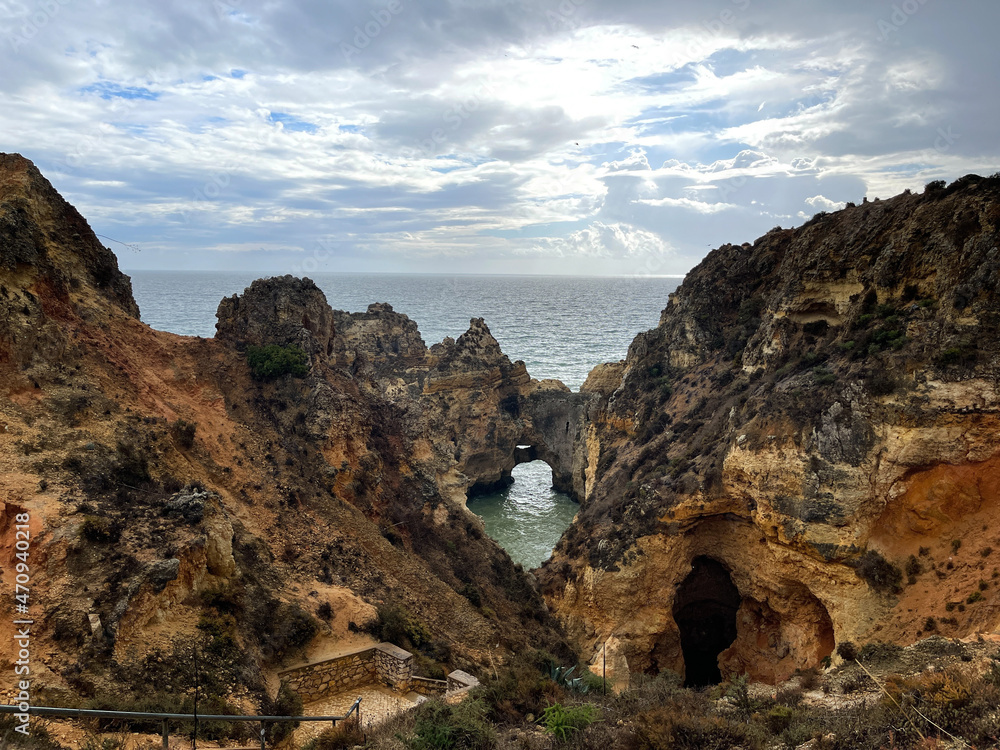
[2,154,999,702]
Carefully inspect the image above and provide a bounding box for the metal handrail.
[0,697,362,749]
[0,702,360,721]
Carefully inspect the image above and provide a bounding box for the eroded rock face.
[539,176,1000,685]
[0,157,572,704]
[216,275,335,356]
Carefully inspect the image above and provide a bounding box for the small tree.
[245,344,309,380]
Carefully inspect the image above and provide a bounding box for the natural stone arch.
[520,388,597,502]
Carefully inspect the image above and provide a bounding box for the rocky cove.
[3,153,1000,741]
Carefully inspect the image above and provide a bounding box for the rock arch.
[519,388,596,502]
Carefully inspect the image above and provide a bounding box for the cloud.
[805,195,846,212]
[532,220,674,259]
[0,0,997,276]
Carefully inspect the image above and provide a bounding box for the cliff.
[0,154,570,710]
[538,176,1000,685]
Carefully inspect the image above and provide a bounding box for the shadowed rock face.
[0,155,575,704]
[538,175,1000,684]
[0,153,138,318]
[225,283,597,504]
[216,275,335,356]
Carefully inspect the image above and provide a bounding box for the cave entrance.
[673,557,741,687]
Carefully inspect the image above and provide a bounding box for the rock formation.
[5,151,999,706]
[538,176,1000,685]
[0,154,574,707]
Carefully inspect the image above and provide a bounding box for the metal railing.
[0,697,362,750]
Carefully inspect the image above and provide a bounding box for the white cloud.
[532,221,674,259]
[0,0,997,275]
[804,195,846,212]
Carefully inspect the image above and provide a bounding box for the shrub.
[459,584,482,608]
[411,698,495,750]
[855,550,903,593]
[836,641,858,661]
[936,344,977,368]
[812,367,837,386]
[858,642,903,663]
[80,515,120,544]
[726,674,754,721]
[367,603,432,649]
[262,682,302,745]
[540,702,598,741]
[169,419,197,449]
[866,370,899,397]
[313,718,364,750]
[797,668,820,690]
[967,591,984,604]
[765,705,795,734]
[245,344,309,380]
[634,706,750,750]
[260,603,319,661]
[317,602,333,621]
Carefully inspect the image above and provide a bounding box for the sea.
[130,271,680,569]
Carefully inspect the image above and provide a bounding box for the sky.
[2,0,998,276]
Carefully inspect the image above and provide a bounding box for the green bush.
[245,344,309,380]
[812,367,837,386]
[855,550,902,593]
[540,702,598,741]
[262,682,303,745]
[410,698,495,750]
[367,603,432,649]
[169,419,197,449]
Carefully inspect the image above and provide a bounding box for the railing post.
[259,722,266,750]
[162,719,169,750]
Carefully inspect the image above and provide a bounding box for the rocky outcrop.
[539,176,1000,685]
[0,153,137,318]
[216,275,335,356]
[0,155,571,708]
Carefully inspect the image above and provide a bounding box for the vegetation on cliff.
[0,154,569,717]
[540,173,1000,683]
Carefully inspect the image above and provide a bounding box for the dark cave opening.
[673,556,741,687]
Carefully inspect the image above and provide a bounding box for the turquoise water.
[466,461,579,570]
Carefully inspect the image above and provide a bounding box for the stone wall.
[279,644,390,703]
[409,676,449,696]
[446,670,479,693]
[279,642,479,705]
[373,643,413,690]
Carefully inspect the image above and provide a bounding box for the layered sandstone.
[538,177,1000,684]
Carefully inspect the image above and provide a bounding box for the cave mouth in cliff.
[673,556,741,687]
